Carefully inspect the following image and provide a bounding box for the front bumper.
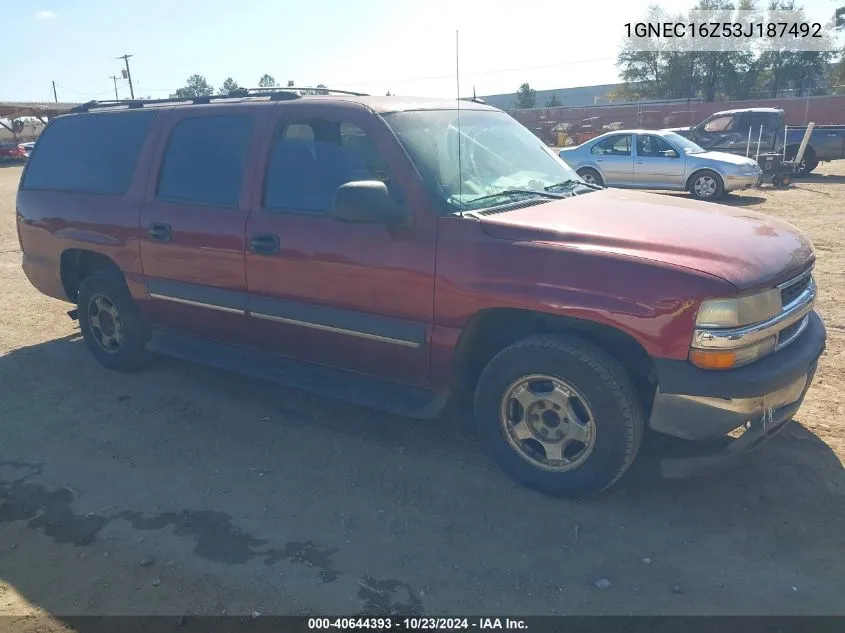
[724,171,762,191]
[649,310,826,476]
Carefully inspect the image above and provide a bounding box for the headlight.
[689,336,777,370]
[695,289,781,328]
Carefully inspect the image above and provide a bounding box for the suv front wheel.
[474,334,644,497]
[77,270,151,372]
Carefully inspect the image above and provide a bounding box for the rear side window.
[157,116,253,208]
[22,111,155,195]
[591,135,630,156]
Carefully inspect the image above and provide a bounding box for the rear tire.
[577,168,604,187]
[77,270,151,372]
[688,170,724,201]
[785,146,818,176]
[474,334,644,497]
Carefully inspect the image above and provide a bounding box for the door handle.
[249,233,280,255]
[148,223,171,242]
[637,160,644,164]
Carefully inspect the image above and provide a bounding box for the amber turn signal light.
[689,349,737,370]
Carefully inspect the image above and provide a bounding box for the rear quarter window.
[22,110,156,195]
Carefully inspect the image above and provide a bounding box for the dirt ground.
[0,162,843,626]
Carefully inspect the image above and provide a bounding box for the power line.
[49,55,618,103]
[54,83,115,97]
[332,56,616,88]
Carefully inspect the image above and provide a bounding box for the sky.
[2,0,842,103]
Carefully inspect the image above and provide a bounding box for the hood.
[692,151,759,167]
[477,188,813,291]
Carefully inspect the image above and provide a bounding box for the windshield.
[383,109,584,210]
[663,132,705,154]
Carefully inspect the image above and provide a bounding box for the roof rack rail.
[239,86,370,97]
[70,86,369,113]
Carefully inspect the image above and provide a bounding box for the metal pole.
[52,81,58,103]
[746,125,752,157]
[783,125,788,161]
[110,76,120,100]
[755,124,763,162]
[117,54,135,99]
[793,122,815,166]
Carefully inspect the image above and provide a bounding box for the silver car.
[559,130,761,200]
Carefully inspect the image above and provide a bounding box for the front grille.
[777,318,804,346]
[780,272,812,307]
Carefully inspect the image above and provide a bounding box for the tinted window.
[591,135,631,156]
[157,116,253,207]
[748,113,776,134]
[264,119,390,213]
[22,111,155,194]
[637,135,676,157]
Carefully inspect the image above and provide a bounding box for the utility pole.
[116,54,135,99]
[110,75,120,100]
[52,81,58,102]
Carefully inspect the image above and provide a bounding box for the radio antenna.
[456,29,463,217]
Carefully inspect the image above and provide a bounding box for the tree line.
[616,0,844,101]
[170,74,328,98]
[512,0,844,108]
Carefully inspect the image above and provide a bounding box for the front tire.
[77,270,151,372]
[688,170,724,201]
[474,334,644,497]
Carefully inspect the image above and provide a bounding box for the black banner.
[3,616,844,633]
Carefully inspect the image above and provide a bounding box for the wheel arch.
[685,167,725,191]
[60,249,122,302]
[452,307,657,413]
[785,143,816,160]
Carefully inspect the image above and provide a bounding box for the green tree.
[545,93,562,107]
[258,74,277,88]
[515,83,536,109]
[287,80,295,87]
[831,47,845,94]
[617,5,679,99]
[171,74,214,98]
[757,0,834,97]
[219,77,241,95]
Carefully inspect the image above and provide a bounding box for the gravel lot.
[1,163,843,626]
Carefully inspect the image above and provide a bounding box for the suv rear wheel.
[474,334,644,497]
[77,270,151,372]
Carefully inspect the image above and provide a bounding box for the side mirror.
[663,149,679,158]
[330,181,404,224]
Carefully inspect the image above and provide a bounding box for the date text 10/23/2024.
[307,618,528,630]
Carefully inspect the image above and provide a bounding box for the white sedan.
[559,129,762,200]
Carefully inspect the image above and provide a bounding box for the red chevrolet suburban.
[16,89,826,496]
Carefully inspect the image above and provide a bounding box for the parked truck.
[671,107,845,175]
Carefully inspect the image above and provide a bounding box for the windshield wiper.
[545,179,603,192]
[461,189,568,209]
